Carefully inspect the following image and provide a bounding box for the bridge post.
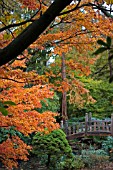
[60,120,64,129]
[65,120,69,135]
[88,112,92,131]
[111,114,113,136]
[89,112,92,121]
[85,113,88,135]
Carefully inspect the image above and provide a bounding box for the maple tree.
[0,34,59,169]
[0,0,113,169]
[0,64,59,169]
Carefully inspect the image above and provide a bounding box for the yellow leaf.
[105,0,113,4]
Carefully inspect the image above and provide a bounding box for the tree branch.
[0,77,25,83]
[58,0,82,16]
[0,1,42,32]
[0,20,34,33]
[0,0,73,66]
[92,63,108,76]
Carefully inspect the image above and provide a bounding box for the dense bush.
[102,136,113,160]
[59,156,84,170]
[80,146,109,168]
[32,129,75,169]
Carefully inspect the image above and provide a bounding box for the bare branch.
[0,20,34,33]
[92,63,108,76]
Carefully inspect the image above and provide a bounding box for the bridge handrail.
[90,120,111,122]
[62,113,113,137]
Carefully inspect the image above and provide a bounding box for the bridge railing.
[61,113,113,137]
[64,122,86,135]
[87,120,111,132]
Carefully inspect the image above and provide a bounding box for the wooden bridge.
[61,113,113,140]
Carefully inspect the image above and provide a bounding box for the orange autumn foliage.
[68,78,96,107]
[0,64,59,169]
[0,136,31,169]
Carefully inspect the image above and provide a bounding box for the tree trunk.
[61,53,68,123]
[46,154,51,168]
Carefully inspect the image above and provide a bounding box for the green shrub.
[102,136,113,160]
[80,147,109,168]
[59,156,84,170]
[81,154,109,168]
[32,129,74,169]
[102,136,113,152]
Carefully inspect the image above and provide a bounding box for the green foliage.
[93,36,112,55]
[92,136,106,146]
[0,126,31,144]
[0,107,8,116]
[0,100,16,116]
[26,48,51,74]
[68,116,85,124]
[72,157,85,169]
[3,101,16,106]
[82,147,108,155]
[107,36,112,48]
[59,156,84,170]
[81,154,109,168]
[32,129,72,156]
[67,77,113,118]
[35,93,60,113]
[93,47,108,55]
[80,146,109,168]
[102,136,113,160]
[97,40,109,47]
[32,129,74,169]
[80,78,113,118]
[93,36,113,83]
[92,51,109,81]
